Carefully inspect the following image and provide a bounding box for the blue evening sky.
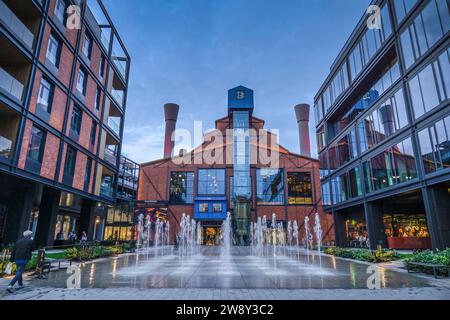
[102,0,371,163]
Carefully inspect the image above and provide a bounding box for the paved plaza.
[1,247,449,300]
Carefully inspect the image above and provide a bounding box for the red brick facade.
[139,115,335,245]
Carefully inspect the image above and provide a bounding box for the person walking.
[6,230,34,293]
[80,231,88,243]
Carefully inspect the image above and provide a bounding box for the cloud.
[121,125,165,164]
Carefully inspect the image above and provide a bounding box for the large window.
[54,0,66,24]
[357,87,409,153]
[84,158,92,192]
[408,49,449,119]
[256,169,284,204]
[90,121,96,146]
[328,59,400,141]
[363,137,417,193]
[197,169,225,196]
[418,115,450,174]
[169,172,194,204]
[400,0,449,69]
[327,127,358,174]
[70,105,82,135]
[348,3,392,81]
[37,78,53,113]
[76,68,87,95]
[348,166,363,198]
[63,146,76,178]
[394,0,419,23]
[46,34,61,67]
[82,33,92,59]
[27,126,46,163]
[287,172,312,205]
[321,181,332,206]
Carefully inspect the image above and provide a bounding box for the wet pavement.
[23,246,433,290]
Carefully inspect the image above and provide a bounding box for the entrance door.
[205,227,219,246]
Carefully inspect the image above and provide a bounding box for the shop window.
[345,219,368,247]
[383,215,429,238]
[287,172,312,205]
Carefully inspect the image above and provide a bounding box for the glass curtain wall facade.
[314,0,450,250]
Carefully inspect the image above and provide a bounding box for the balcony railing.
[112,54,126,80]
[111,89,124,108]
[107,117,120,136]
[0,67,24,100]
[0,136,12,159]
[0,0,34,49]
[100,183,113,198]
[104,147,117,166]
[118,177,137,190]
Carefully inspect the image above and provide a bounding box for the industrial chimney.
[294,104,311,157]
[163,103,179,159]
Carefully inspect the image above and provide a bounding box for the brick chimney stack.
[163,103,179,159]
[294,104,311,157]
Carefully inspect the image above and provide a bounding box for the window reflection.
[409,49,449,119]
[418,115,450,174]
[400,0,449,69]
[169,172,194,204]
[363,137,417,194]
[256,169,284,204]
[198,169,226,195]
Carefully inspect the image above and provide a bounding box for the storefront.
[104,202,135,241]
[345,219,368,247]
[383,214,431,249]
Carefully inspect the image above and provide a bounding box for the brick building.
[138,87,334,246]
[0,0,130,247]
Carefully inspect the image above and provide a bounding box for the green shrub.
[64,247,79,260]
[324,247,399,263]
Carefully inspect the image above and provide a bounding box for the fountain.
[304,216,311,262]
[221,212,232,257]
[314,212,323,268]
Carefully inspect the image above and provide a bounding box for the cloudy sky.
[102,0,370,163]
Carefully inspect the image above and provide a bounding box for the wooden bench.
[407,262,450,279]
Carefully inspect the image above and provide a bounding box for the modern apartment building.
[101,155,139,242]
[0,0,130,247]
[314,0,449,250]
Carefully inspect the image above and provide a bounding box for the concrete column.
[78,199,96,240]
[422,185,450,250]
[34,187,60,248]
[364,201,387,250]
[3,183,36,246]
[332,211,348,247]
